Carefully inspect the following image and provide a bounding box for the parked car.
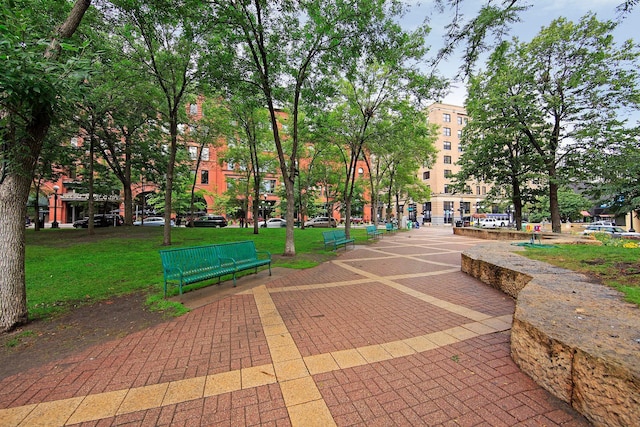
[74,214,123,228]
[133,216,174,227]
[582,225,639,238]
[582,221,614,228]
[478,218,500,228]
[190,215,228,228]
[258,218,287,228]
[304,216,337,228]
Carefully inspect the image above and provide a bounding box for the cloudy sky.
[402,0,640,105]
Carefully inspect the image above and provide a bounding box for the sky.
[401,0,640,106]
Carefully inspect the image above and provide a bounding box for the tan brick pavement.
[0,227,589,426]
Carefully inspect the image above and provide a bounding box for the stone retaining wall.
[461,241,640,427]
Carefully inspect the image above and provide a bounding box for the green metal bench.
[366,225,383,239]
[385,223,398,233]
[159,241,271,297]
[215,241,272,285]
[160,245,236,297]
[323,230,355,250]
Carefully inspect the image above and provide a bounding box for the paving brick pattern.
[0,227,590,426]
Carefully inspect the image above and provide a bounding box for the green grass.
[523,235,640,306]
[25,226,370,320]
[4,330,35,348]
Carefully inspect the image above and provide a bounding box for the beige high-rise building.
[416,103,490,225]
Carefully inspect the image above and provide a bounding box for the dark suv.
[73,214,123,228]
[190,215,228,228]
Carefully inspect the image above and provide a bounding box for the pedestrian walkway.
[0,227,589,426]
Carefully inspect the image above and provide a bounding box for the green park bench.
[160,240,271,297]
[366,225,383,239]
[385,223,398,233]
[323,230,355,250]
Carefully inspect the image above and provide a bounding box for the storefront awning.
[580,210,591,217]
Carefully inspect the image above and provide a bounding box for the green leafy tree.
[207,0,423,254]
[454,64,546,230]
[464,14,640,233]
[110,0,213,245]
[0,0,92,332]
[527,187,592,223]
[365,101,438,224]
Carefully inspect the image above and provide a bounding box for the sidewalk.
[0,227,589,426]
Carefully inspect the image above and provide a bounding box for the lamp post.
[51,185,60,228]
[507,204,513,227]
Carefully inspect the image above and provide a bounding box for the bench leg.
[233,273,237,287]
[268,263,272,276]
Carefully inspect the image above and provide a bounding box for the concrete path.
[0,227,589,426]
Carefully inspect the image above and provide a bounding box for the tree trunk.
[283,177,296,256]
[0,175,31,332]
[548,162,562,233]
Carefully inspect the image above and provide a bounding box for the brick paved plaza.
[0,227,589,426]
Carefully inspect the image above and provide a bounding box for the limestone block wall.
[462,243,640,427]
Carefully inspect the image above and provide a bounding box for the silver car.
[304,217,337,228]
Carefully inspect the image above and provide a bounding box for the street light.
[51,185,60,228]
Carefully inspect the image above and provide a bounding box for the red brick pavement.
[0,227,590,426]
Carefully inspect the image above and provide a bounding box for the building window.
[444,185,451,194]
[422,171,430,180]
[264,179,277,193]
[443,127,451,136]
[458,144,463,153]
[189,103,198,115]
[443,141,451,150]
[188,146,197,160]
[443,113,451,122]
[476,186,481,195]
[70,137,79,147]
[457,129,462,139]
[358,167,364,176]
[228,161,235,171]
[457,116,463,125]
[201,147,209,161]
[201,170,209,184]
[444,169,452,177]
[482,186,487,195]
[443,155,452,164]
[464,118,468,125]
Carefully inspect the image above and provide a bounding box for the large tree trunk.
[0,175,32,332]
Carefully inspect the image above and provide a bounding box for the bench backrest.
[386,223,393,230]
[323,231,336,242]
[334,230,348,239]
[215,240,258,262]
[160,245,219,274]
[366,225,377,233]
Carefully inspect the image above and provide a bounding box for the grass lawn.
[523,235,640,306]
[25,226,370,320]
